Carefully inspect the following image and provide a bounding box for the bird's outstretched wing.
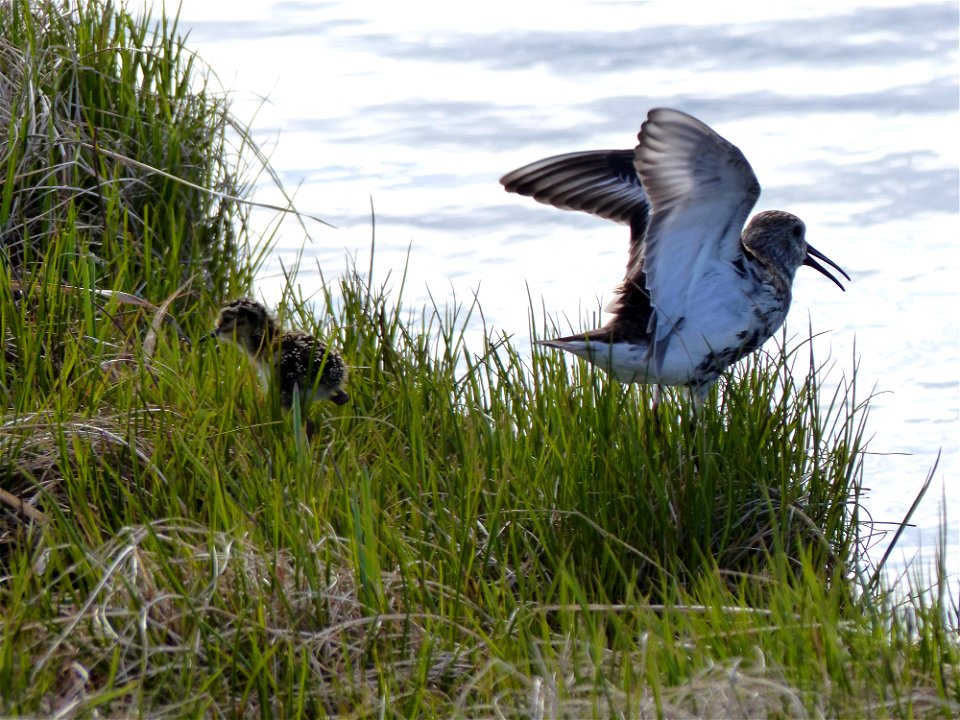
[634,108,761,367]
[500,149,654,337]
[500,150,649,231]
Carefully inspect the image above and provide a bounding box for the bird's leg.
[686,383,710,434]
[651,384,663,434]
[652,383,662,412]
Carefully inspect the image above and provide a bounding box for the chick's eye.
[792,224,803,238]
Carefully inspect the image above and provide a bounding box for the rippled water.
[143,1,958,578]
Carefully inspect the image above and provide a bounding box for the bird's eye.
[792,224,803,238]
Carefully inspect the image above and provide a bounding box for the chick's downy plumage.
[207,298,348,408]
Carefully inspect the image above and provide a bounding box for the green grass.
[1,245,956,717]
[0,0,274,303]
[0,1,957,718]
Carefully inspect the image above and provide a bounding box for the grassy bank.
[1,1,957,718]
[2,246,956,718]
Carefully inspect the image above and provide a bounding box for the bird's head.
[743,210,849,290]
[203,298,280,356]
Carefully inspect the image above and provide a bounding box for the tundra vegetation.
[0,1,955,717]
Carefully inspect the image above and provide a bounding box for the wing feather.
[634,108,760,359]
[500,150,648,227]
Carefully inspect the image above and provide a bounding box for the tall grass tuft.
[0,0,267,301]
[329,257,871,606]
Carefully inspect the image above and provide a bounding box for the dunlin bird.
[204,298,349,409]
[501,107,849,403]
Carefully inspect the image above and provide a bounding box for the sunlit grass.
[2,242,956,717]
[0,0,278,304]
[0,0,956,717]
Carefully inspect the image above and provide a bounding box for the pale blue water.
[145,0,958,581]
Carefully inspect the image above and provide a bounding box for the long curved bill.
[804,244,850,291]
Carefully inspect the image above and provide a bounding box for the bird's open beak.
[804,244,850,291]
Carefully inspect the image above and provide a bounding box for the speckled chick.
[206,298,349,408]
